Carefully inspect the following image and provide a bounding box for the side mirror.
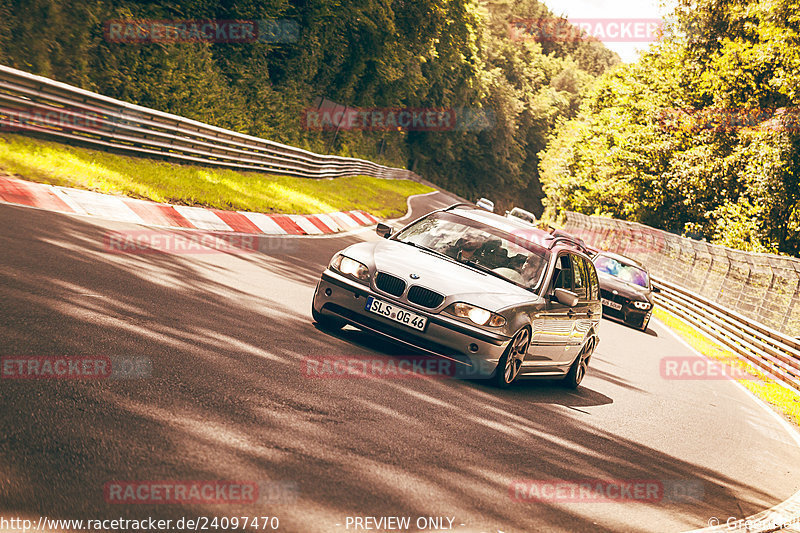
[376,223,393,239]
[553,288,579,307]
[652,286,661,293]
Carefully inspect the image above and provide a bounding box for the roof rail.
[443,202,475,211]
[548,236,588,252]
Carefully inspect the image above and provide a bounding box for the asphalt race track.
[2,194,800,533]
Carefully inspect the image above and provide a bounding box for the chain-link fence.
[563,212,800,338]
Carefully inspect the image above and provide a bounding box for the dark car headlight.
[330,253,370,283]
[632,301,651,310]
[445,302,506,327]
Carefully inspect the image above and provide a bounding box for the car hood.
[598,272,652,302]
[342,240,539,311]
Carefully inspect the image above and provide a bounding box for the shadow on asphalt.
[316,322,616,408]
[0,204,784,533]
[602,315,660,337]
[322,319,649,397]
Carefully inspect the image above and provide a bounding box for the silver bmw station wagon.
[312,204,601,388]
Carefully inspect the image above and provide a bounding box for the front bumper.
[602,302,651,328]
[312,270,512,375]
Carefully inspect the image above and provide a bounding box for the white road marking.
[173,205,232,231]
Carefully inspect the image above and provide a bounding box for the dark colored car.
[592,252,659,331]
[312,204,602,388]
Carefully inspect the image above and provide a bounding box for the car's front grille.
[601,305,625,320]
[375,272,406,297]
[407,286,445,308]
[600,289,628,305]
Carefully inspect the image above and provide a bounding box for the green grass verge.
[653,306,800,429]
[0,134,433,218]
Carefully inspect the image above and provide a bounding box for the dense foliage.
[540,0,800,255]
[0,0,617,215]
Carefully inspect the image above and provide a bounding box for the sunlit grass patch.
[0,134,433,218]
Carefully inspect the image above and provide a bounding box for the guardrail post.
[715,248,734,306]
[781,264,800,336]
[692,240,713,295]
[757,261,779,327]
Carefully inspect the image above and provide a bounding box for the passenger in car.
[521,254,546,288]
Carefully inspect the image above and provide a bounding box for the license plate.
[365,297,427,332]
[601,298,622,311]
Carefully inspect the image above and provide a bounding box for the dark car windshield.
[394,211,549,291]
[594,254,650,289]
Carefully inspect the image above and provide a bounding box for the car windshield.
[394,211,548,291]
[594,255,650,288]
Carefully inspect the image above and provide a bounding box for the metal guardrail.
[0,64,418,181]
[563,212,800,393]
[563,211,800,338]
[653,277,800,393]
[6,63,796,390]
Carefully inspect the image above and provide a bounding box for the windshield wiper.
[397,240,453,261]
[457,258,513,283]
[397,240,458,261]
[397,240,429,252]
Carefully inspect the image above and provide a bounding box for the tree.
[540,0,800,256]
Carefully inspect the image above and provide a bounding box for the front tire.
[563,338,594,389]
[492,327,531,388]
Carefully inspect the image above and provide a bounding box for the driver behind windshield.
[398,215,546,290]
[450,235,485,261]
[476,238,509,269]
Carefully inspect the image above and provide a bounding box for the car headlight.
[633,301,651,310]
[330,253,370,282]
[446,302,506,327]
